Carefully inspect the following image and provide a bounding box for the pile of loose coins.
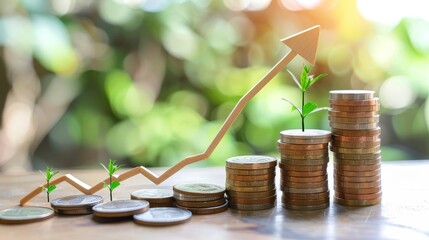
[131,189,174,207]
[278,130,331,210]
[329,90,382,206]
[225,155,277,211]
[173,183,228,214]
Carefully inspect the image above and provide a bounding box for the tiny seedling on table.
[283,64,328,132]
[40,167,59,202]
[100,159,123,201]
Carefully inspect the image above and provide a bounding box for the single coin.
[175,198,226,208]
[282,175,327,183]
[334,157,381,165]
[335,168,381,177]
[173,183,225,197]
[334,197,381,206]
[331,139,381,149]
[226,173,275,181]
[283,203,329,211]
[332,134,380,142]
[332,127,381,137]
[277,141,328,150]
[51,195,103,210]
[281,158,329,166]
[0,207,54,224]
[334,152,381,161]
[225,167,275,176]
[149,202,175,208]
[282,191,330,200]
[335,174,381,183]
[55,208,93,215]
[282,198,329,206]
[280,153,328,160]
[330,104,379,112]
[329,90,375,100]
[280,129,331,140]
[281,138,332,145]
[331,146,380,154]
[229,202,275,211]
[279,162,327,171]
[173,193,224,202]
[329,116,379,124]
[176,201,229,215]
[281,180,327,189]
[335,186,382,195]
[280,149,327,156]
[226,155,277,169]
[228,195,276,205]
[226,189,276,199]
[281,169,326,177]
[330,122,379,130]
[226,184,274,192]
[131,189,174,203]
[133,207,192,226]
[329,98,379,106]
[336,191,382,200]
[282,186,328,194]
[329,111,378,118]
[335,180,381,189]
[334,163,381,171]
[92,200,150,218]
[226,179,274,187]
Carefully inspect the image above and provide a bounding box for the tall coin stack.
[225,155,277,211]
[278,130,331,211]
[329,90,382,206]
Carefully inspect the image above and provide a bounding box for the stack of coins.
[225,155,277,211]
[131,189,174,207]
[51,195,103,215]
[278,130,331,211]
[173,183,228,215]
[92,199,150,218]
[329,90,382,206]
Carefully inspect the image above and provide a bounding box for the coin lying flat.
[173,183,225,197]
[131,189,174,204]
[176,201,229,215]
[226,155,277,169]
[0,207,54,224]
[133,207,192,226]
[51,195,103,215]
[329,90,375,100]
[92,200,149,218]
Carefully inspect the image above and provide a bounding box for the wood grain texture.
[2,161,429,240]
[18,26,321,205]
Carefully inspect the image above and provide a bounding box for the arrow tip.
[281,25,320,65]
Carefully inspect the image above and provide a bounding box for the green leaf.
[307,73,328,90]
[47,185,56,193]
[302,102,318,118]
[300,67,309,91]
[282,98,303,117]
[307,107,330,116]
[109,181,120,191]
[286,69,301,89]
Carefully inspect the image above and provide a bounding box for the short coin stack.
[278,129,331,211]
[51,195,103,215]
[173,183,228,215]
[225,155,277,211]
[329,90,382,206]
[131,189,174,207]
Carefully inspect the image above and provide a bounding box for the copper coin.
[330,104,379,112]
[334,152,381,160]
[329,98,379,106]
[335,180,381,188]
[331,146,380,154]
[279,162,327,171]
[283,203,329,211]
[335,168,381,177]
[229,202,275,211]
[173,183,225,197]
[277,141,328,150]
[281,180,328,189]
[226,189,276,199]
[329,90,375,100]
[282,175,327,183]
[334,157,381,165]
[228,195,276,204]
[281,158,329,166]
[332,127,381,137]
[335,186,381,195]
[332,134,380,142]
[226,179,274,187]
[282,186,328,194]
[330,122,379,130]
[225,167,275,176]
[175,198,226,208]
[280,154,328,160]
[281,169,327,177]
[331,139,381,149]
[281,138,332,145]
[329,111,378,118]
[176,201,229,215]
[334,197,381,206]
[336,191,382,200]
[334,163,381,171]
[226,184,275,192]
[226,173,275,181]
[282,198,329,206]
[280,129,331,140]
[335,174,380,183]
[329,116,379,124]
[282,191,330,200]
[226,155,277,170]
[280,149,327,156]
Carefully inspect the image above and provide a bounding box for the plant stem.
[47,179,50,202]
[109,175,112,201]
[301,91,305,132]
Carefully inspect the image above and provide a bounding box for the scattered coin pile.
[173,183,228,215]
[225,155,277,211]
[329,90,382,206]
[131,189,174,207]
[278,129,331,210]
[51,195,103,215]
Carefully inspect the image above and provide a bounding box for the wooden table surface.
[1,161,429,240]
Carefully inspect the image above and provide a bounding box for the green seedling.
[40,167,59,202]
[283,64,328,132]
[100,159,123,201]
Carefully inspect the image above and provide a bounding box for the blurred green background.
[0,0,428,172]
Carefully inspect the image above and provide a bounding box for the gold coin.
[334,174,381,183]
[329,116,379,124]
[334,197,381,206]
[279,162,327,171]
[282,203,329,211]
[226,189,276,199]
[175,198,226,208]
[329,111,378,118]
[226,155,277,170]
[176,201,228,215]
[226,173,275,181]
[281,158,329,166]
[329,98,379,106]
[330,104,379,112]
[229,202,275,211]
[225,167,275,176]
[226,179,274,187]
[277,141,328,150]
[228,195,276,204]
[173,183,225,197]
[226,184,275,192]
[332,127,381,137]
[331,139,381,149]
[329,90,375,100]
[330,122,379,130]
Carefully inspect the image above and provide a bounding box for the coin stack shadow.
[278,130,331,210]
[173,183,228,215]
[329,90,382,206]
[225,155,277,211]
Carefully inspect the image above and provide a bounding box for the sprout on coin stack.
[40,167,59,202]
[100,159,123,201]
[278,64,331,210]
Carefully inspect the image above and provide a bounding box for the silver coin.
[280,129,331,142]
[329,90,375,100]
[131,189,173,199]
[133,207,192,226]
[0,206,54,224]
[51,195,103,209]
[173,183,225,196]
[92,200,150,218]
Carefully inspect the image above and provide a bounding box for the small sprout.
[283,64,328,131]
[100,159,123,201]
[39,167,59,202]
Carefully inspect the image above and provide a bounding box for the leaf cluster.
[101,159,123,191]
[40,167,59,194]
